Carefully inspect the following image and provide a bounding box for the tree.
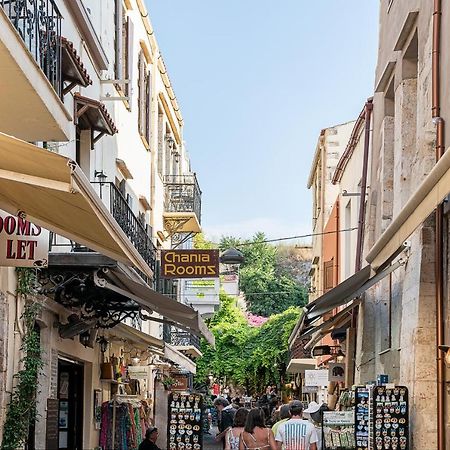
[195,293,301,394]
[220,232,308,316]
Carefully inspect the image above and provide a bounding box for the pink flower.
[246,313,269,327]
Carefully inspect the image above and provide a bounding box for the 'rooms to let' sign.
[0,211,49,267]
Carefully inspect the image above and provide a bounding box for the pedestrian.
[215,397,237,448]
[225,407,249,450]
[138,426,160,450]
[303,402,328,450]
[239,408,277,450]
[275,400,318,450]
[271,404,291,437]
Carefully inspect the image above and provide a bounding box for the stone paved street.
[203,426,222,450]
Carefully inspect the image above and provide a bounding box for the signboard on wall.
[161,249,219,278]
[305,369,329,387]
[171,373,189,391]
[183,278,220,303]
[0,210,49,267]
[128,365,149,380]
[329,363,345,382]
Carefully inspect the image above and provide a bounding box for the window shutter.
[323,259,334,292]
[138,52,145,136]
[127,17,134,108]
[114,0,123,79]
[145,69,151,144]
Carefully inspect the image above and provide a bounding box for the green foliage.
[195,293,301,393]
[194,233,216,250]
[220,233,308,316]
[1,269,43,450]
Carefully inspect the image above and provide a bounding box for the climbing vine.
[1,268,43,450]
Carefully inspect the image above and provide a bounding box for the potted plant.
[162,376,177,390]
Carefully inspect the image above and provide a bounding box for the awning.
[61,37,92,95]
[98,265,215,346]
[286,358,316,374]
[0,133,153,279]
[367,148,450,270]
[108,323,164,350]
[289,260,405,346]
[302,300,360,350]
[164,343,196,375]
[74,93,118,140]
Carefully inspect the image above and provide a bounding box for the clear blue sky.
[147,1,379,243]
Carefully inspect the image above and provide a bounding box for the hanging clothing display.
[100,397,152,450]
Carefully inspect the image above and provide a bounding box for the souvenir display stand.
[372,386,409,450]
[322,410,355,449]
[168,392,203,450]
[354,387,370,450]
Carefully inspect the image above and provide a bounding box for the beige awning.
[164,343,197,375]
[108,323,164,350]
[367,148,450,269]
[286,358,316,374]
[0,132,153,279]
[98,266,215,346]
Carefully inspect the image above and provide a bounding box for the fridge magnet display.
[355,387,370,450]
[372,385,409,450]
[168,392,203,450]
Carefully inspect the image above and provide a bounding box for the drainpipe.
[355,99,373,272]
[432,1,445,449]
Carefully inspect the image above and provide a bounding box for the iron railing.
[163,174,202,223]
[1,0,62,95]
[92,182,156,274]
[163,324,201,351]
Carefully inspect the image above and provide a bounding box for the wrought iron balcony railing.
[91,182,156,274]
[163,324,201,351]
[163,174,202,223]
[1,0,62,95]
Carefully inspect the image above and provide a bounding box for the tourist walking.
[225,407,249,450]
[215,397,237,448]
[275,401,318,450]
[271,404,291,437]
[239,408,277,450]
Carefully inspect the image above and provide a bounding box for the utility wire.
[220,227,358,247]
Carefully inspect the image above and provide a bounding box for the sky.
[147,1,379,243]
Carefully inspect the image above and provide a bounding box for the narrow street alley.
[202,426,222,450]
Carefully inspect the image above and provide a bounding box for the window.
[138,51,151,148]
[115,1,133,106]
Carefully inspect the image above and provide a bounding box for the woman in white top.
[225,408,249,450]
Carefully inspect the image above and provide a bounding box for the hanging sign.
[128,365,149,380]
[0,210,49,267]
[161,249,219,278]
[305,369,329,387]
[170,373,189,391]
[329,362,346,382]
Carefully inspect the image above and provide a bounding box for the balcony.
[50,182,156,280]
[163,324,202,360]
[163,174,202,237]
[92,182,156,275]
[0,0,70,140]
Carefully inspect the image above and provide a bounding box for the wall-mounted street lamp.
[97,335,109,354]
[220,248,244,265]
